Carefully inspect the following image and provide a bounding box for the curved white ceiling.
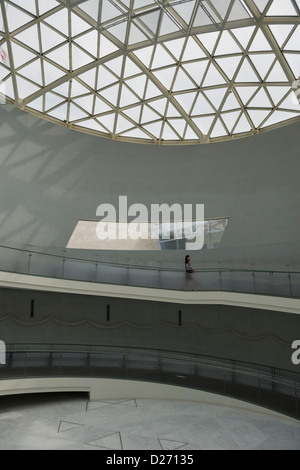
[0,0,300,144]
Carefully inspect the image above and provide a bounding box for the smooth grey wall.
[0,103,299,271]
[0,287,299,372]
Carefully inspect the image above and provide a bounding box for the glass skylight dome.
[0,0,300,144]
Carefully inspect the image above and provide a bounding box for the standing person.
[181,255,196,290]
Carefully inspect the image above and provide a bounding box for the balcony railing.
[0,244,299,298]
[0,343,300,421]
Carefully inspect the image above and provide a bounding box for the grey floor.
[0,392,299,450]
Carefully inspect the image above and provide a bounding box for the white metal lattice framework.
[0,0,299,144]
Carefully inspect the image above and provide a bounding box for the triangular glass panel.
[71,79,89,97]
[144,79,161,99]
[101,0,123,23]
[105,56,124,77]
[192,115,215,134]
[193,4,214,27]
[215,56,242,80]
[78,0,100,20]
[233,113,252,133]
[152,66,177,91]
[232,26,255,50]
[149,97,167,115]
[221,110,242,133]
[69,102,89,121]
[98,113,116,132]
[284,26,300,51]
[279,91,300,111]
[124,57,141,78]
[174,91,197,114]
[172,1,195,25]
[123,105,142,123]
[18,59,43,86]
[191,93,214,115]
[248,88,272,107]
[185,125,199,139]
[283,53,300,78]
[215,31,242,56]
[122,128,150,140]
[161,121,180,140]
[77,118,106,132]
[182,60,209,86]
[99,35,119,57]
[267,0,297,16]
[74,30,98,58]
[119,85,139,107]
[16,75,40,99]
[196,31,220,55]
[210,118,227,138]
[133,45,154,68]
[43,60,66,85]
[167,118,186,138]
[151,44,176,70]
[94,97,112,115]
[266,60,288,82]
[268,24,295,48]
[236,86,258,105]
[222,91,241,111]
[108,22,127,44]
[165,102,181,117]
[46,44,69,70]
[235,57,259,82]
[129,23,149,45]
[139,10,160,35]
[45,92,66,111]
[44,9,69,36]
[172,68,195,92]
[213,0,231,19]
[249,29,272,52]
[262,110,297,128]
[11,0,37,15]
[165,38,186,61]
[97,65,118,90]
[73,94,94,114]
[159,12,180,36]
[202,63,227,87]
[100,83,120,106]
[77,68,96,89]
[14,25,40,53]
[27,95,43,112]
[48,102,68,121]
[253,0,269,13]
[11,42,36,69]
[143,121,163,138]
[182,37,206,61]
[71,12,91,37]
[116,115,132,134]
[72,43,93,70]
[266,86,290,106]
[227,1,250,20]
[247,109,271,127]
[141,104,159,123]
[204,88,227,110]
[38,0,58,16]
[40,23,65,53]
[126,75,147,99]
[249,53,276,80]
[6,3,33,32]
[52,81,69,97]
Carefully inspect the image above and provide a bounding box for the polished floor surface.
[0,392,299,450]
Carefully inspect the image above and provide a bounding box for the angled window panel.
[174,91,197,114]
[11,42,37,69]
[192,115,215,135]
[267,0,297,16]
[138,10,160,36]
[99,83,120,107]
[232,26,256,50]
[172,67,196,92]
[284,26,300,51]
[182,60,209,86]
[148,97,167,116]
[72,43,94,70]
[52,81,69,98]
[18,59,43,86]
[121,127,151,140]
[249,53,276,81]
[46,43,70,70]
[191,92,214,115]
[210,118,227,138]
[44,9,69,37]
[221,91,241,112]
[268,24,295,48]
[74,30,99,58]
[159,12,180,36]
[167,118,186,138]
[196,31,220,55]
[143,120,163,139]
[79,0,100,20]
[227,0,251,21]
[115,115,133,134]
[171,1,195,25]
[27,95,44,112]
[45,92,66,112]
[98,112,116,133]
[73,94,94,115]
[107,21,127,44]
[94,97,113,115]
[10,0,36,15]
[247,109,271,128]
[69,102,90,121]
[214,31,242,56]
[16,75,41,99]
[193,4,215,28]
[5,3,33,32]
[161,121,180,140]
[141,104,160,123]
[279,91,300,112]
[252,0,269,13]
[105,55,124,77]
[38,0,59,16]
[165,102,181,118]
[97,65,118,90]
[125,75,147,99]
[144,79,161,100]
[40,23,66,53]
[215,56,243,81]
[184,125,199,140]
[71,79,90,97]
[266,86,290,106]
[266,60,289,82]
[235,57,259,82]
[152,66,177,91]
[48,101,68,121]
[164,37,186,61]
[203,88,227,110]
[77,68,97,89]
[261,110,298,128]
[76,118,107,132]
[283,53,300,78]
[248,88,272,108]
[232,112,252,134]
[249,29,272,52]
[71,12,91,36]
[236,86,259,105]
[99,35,119,57]
[202,63,227,87]
[133,45,154,69]
[100,0,124,23]
[151,44,176,70]
[119,84,140,107]
[128,23,149,45]
[221,110,242,134]
[14,25,40,53]
[122,105,142,123]
[124,57,142,78]
[43,60,66,85]
[182,37,207,61]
